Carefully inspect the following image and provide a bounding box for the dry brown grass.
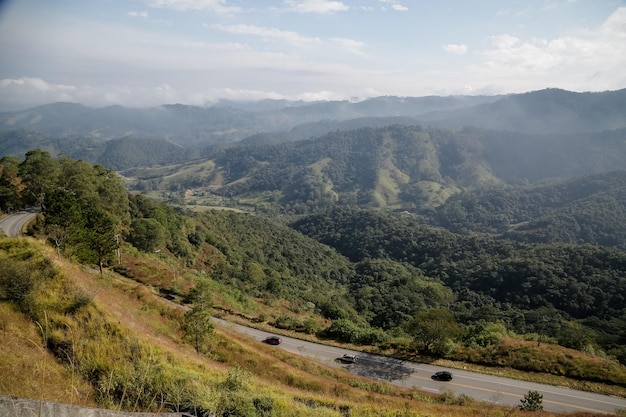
[42,249,477,415]
[0,303,96,405]
[450,337,626,397]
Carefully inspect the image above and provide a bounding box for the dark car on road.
[431,371,453,381]
[263,336,282,345]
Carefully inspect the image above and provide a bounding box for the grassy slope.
[0,237,516,416]
[0,302,97,405]
[3,237,625,415]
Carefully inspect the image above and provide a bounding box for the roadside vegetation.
[2,150,626,415]
[0,238,536,416]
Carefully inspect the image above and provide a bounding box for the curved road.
[216,319,626,414]
[0,210,37,237]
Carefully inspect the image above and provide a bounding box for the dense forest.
[3,150,626,381]
[432,170,626,249]
[292,208,626,363]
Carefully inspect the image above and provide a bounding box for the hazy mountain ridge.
[420,88,626,134]
[3,88,624,147]
[0,94,498,143]
[2,88,626,177]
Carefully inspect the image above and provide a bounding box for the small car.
[431,371,453,381]
[340,354,358,363]
[263,336,282,345]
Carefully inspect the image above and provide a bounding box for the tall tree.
[58,156,130,230]
[58,156,98,202]
[82,207,118,275]
[182,280,214,353]
[18,149,60,210]
[94,165,130,229]
[404,308,462,355]
[127,218,167,252]
[0,156,23,212]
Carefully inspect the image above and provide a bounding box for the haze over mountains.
[2,88,626,148]
[2,88,626,215]
[0,94,500,145]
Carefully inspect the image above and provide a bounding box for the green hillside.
[292,207,626,366]
[4,150,626,415]
[121,125,626,220]
[433,170,626,248]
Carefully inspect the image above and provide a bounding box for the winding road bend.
[0,210,37,237]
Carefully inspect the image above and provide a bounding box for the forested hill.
[3,150,626,381]
[433,170,626,248]
[291,207,626,363]
[421,88,626,134]
[123,125,626,214]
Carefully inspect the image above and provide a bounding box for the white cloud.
[210,24,321,46]
[209,24,365,57]
[377,0,408,12]
[474,6,626,91]
[149,0,241,14]
[0,77,75,93]
[0,77,77,110]
[391,4,408,12]
[330,38,366,55]
[294,90,345,101]
[282,0,349,14]
[127,11,149,18]
[443,43,468,55]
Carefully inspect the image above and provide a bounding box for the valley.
[2,88,626,416]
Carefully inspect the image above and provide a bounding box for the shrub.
[273,314,302,331]
[321,318,362,343]
[519,390,543,411]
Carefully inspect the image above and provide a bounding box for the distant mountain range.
[2,88,625,148]
[420,88,626,134]
[0,95,499,145]
[2,88,626,219]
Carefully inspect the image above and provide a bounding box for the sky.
[0,0,625,111]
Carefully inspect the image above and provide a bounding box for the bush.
[273,314,302,331]
[321,318,362,343]
[519,390,543,411]
[252,396,275,417]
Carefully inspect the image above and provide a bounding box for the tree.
[127,218,167,252]
[43,188,84,257]
[82,208,118,275]
[404,308,462,355]
[18,149,60,210]
[94,165,130,229]
[58,156,130,230]
[322,318,362,343]
[557,320,596,351]
[46,224,69,259]
[0,156,24,212]
[519,390,543,411]
[182,280,214,353]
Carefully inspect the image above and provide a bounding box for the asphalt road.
[215,319,626,414]
[0,210,37,237]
